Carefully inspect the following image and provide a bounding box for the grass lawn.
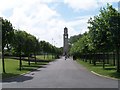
[77,59,120,79]
[36,54,55,61]
[1,57,51,79]
[2,59,27,79]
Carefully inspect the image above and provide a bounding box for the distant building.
[63,27,68,55]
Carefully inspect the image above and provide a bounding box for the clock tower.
[63,27,68,55]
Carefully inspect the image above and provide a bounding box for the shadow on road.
[2,62,50,83]
[2,74,33,83]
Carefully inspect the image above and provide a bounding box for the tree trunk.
[47,53,48,58]
[89,53,92,64]
[52,53,53,59]
[19,43,22,71]
[103,52,105,69]
[44,53,45,60]
[28,55,30,66]
[99,52,101,62]
[107,51,109,64]
[89,59,92,64]
[93,52,96,66]
[85,53,87,62]
[34,53,37,64]
[19,52,22,71]
[2,48,5,73]
[116,46,120,72]
[113,51,115,66]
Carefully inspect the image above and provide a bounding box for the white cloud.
[1,0,117,47]
[99,0,119,3]
[66,15,94,34]
[64,0,119,11]
[64,0,98,11]
[97,0,119,8]
[0,0,74,47]
[0,0,94,47]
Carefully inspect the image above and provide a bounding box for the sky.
[0,0,119,47]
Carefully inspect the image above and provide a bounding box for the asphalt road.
[2,57,118,88]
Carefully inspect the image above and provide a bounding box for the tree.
[69,34,82,45]
[109,13,120,72]
[33,38,40,64]
[12,30,27,70]
[25,34,36,65]
[70,4,120,72]
[87,4,120,71]
[0,18,2,54]
[39,41,47,59]
[2,18,14,73]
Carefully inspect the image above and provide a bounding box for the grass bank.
[77,59,120,79]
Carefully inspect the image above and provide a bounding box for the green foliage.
[2,18,14,49]
[1,17,61,73]
[70,4,120,55]
[39,40,61,55]
[70,4,120,72]
[70,32,89,55]
[69,34,82,45]
[2,18,14,73]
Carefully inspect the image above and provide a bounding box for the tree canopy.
[70,4,120,72]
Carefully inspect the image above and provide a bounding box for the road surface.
[2,57,118,88]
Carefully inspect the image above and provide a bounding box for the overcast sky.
[0,0,119,47]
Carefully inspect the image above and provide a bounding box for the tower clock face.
[65,36,67,38]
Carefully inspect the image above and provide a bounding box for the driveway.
[2,57,118,88]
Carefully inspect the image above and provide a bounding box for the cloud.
[1,0,118,47]
[8,1,64,47]
[99,0,119,3]
[97,0,119,8]
[64,0,119,12]
[0,0,77,47]
[1,0,82,47]
[66,15,94,34]
[0,0,96,47]
[64,0,99,11]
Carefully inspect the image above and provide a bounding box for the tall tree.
[2,18,14,73]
